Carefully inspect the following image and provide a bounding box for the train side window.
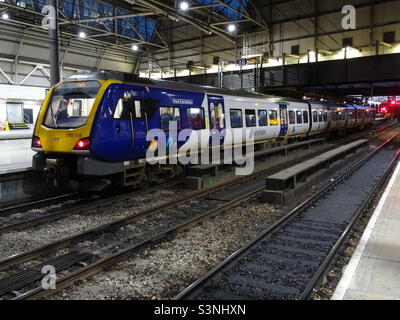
[323,111,328,122]
[296,111,303,124]
[269,110,278,126]
[313,111,318,122]
[230,109,243,128]
[160,107,181,131]
[187,107,205,130]
[245,109,257,127]
[318,111,324,122]
[303,111,309,123]
[289,110,296,124]
[258,110,268,126]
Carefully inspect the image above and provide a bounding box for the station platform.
[332,161,400,300]
[0,139,34,175]
[0,129,33,140]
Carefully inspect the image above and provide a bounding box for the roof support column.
[49,0,60,86]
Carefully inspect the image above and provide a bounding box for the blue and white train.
[31,71,375,190]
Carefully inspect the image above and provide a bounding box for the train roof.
[65,70,305,103]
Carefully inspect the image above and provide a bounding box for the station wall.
[0,84,45,128]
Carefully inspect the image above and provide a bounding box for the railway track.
[0,182,182,235]
[175,131,400,300]
[0,133,369,299]
[0,123,393,235]
[0,123,396,300]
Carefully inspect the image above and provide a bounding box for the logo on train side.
[172,98,194,105]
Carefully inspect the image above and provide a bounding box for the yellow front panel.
[33,79,121,153]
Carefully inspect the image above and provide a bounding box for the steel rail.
[0,125,396,299]
[16,130,400,300]
[16,183,264,300]
[298,147,400,299]
[0,124,396,268]
[0,193,78,217]
[175,131,400,300]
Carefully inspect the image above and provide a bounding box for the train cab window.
[269,110,278,126]
[44,80,100,129]
[114,98,143,120]
[160,107,181,131]
[258,110,268,126]
[296,111,303,124]
[289,111,296,124]
[323,111,328,122]
[187,107,205,130]
[318,112,324,122]
[312,111,318,122]
[303,111,309,123]
[245,109,257,127]
[114,99,124,119]
[230,109,243,128]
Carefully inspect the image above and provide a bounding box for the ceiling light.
[78,31,86,38]
[179,1,189,11]
[228,24,236,33]
[132,44,139,51]
[1,13,9,20]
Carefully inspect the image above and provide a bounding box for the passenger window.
[296,111,303,124]
[323,112,327,122]
[318,112,323,122]
[313,111,318,122]
[210,103,225,129]
[187,108,205,130]
[160,107,181,131]
[258,110,268,126]
[303,111,309,123]
[245,109,256,127]
[230,109,243,128]
[289,110,296,124]
[269,110,278,126]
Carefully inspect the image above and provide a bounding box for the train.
[31,71,375,191]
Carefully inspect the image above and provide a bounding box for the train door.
[207,95,225,145]
[113,87,149,160]
[278,104,289,137]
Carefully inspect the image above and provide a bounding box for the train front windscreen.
[43,80,101,129]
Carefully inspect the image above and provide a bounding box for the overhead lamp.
[78,31,86,38]
[1,12,9,20]
[132,44,139,51]
[228,24,236,33]
[179,1,189,11]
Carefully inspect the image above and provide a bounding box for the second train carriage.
[31,71,375,189]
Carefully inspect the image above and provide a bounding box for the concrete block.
[263,190,284,206]
[184,176,202,190]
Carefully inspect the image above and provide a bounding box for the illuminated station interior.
[0,0,400,302]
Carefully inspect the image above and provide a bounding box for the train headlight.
[32,136,42,148]
[73,138,90,150]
